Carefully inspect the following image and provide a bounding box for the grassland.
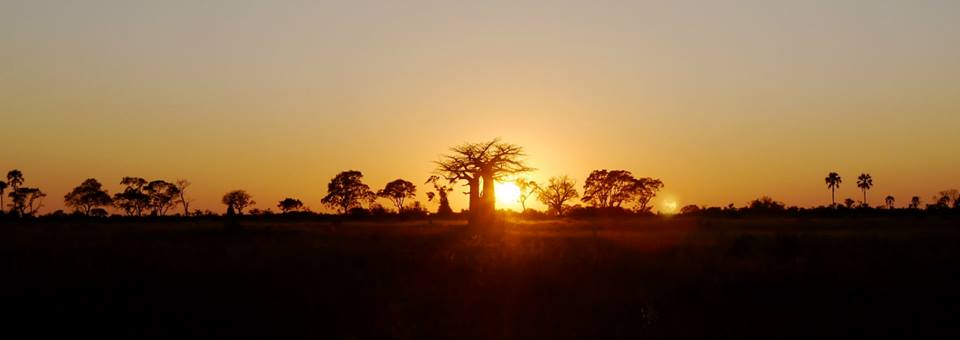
[2,216,958,338]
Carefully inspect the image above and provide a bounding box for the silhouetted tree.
[843,198,856,209]
[748,196,785,211]
[64,178,113,216]
[538,176,579,216]
[825,172,842,208]
[856,173,873,207]
[277,198,304,213]
[175,179,193,217]
[435,139,533,222]
[931,189,958,209]
[378,179,416,213]
[425,175,454,215]
[222,190,255,215]
[581,169,663,212]
[909,196,922,209]
[114,177,150,216]
[679,204,701,215]
[145,180,180,216]
[322,170,374,214]
[0,181,7,212]
[6,170,44,216]
[515,177,540,212]
[884,195,895,209]
[90,208,109,218]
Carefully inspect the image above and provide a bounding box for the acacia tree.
[630,177,665,212]
[825,172,842,208]
[222,190,255,215]
[114,177,150,216]
[322,170,374,214]
[6,170,23,214]
[64,178,113,216]
[515,177,540,212]
[378,179,416,212]
[435,139,533,222]
[538,176,579,216]
[277,198,304,213]
[145,180,180,216]
[856,173,873,207]
[425,175,454,215]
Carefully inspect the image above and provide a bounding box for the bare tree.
[515,177,540,212]
[538,176,579,216]
[175,179,193,217]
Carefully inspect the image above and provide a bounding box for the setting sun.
[495,181,523,209]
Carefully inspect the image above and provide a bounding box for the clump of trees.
[580,170,663,212]
[5,169,46,217]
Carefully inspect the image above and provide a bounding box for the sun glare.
[495,181,523,208]
[663,200,678,213]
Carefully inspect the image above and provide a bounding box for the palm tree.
[884,195,895,209]
[825,172,842,208]
[856,173,873,206]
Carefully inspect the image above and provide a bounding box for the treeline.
[3,140,959,220]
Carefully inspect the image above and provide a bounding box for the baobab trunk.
[468,178,481,224]
[482,172,496,215]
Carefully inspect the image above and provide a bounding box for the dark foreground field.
[2,217,959,339]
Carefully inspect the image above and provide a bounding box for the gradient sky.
[2,0,959,213]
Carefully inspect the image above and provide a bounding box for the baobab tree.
[377,179,416,212]
[434,139,533,223]
[856,173,873,207]
[538,176,579,216]
[825,172,842,208]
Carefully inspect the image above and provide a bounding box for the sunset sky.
[2,0,958,213]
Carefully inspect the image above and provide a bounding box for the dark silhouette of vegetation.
[377,179,416,213]
[222,190,255,215]
[843,198,856,209]
[277,198,304,213]
[581,169,663,212]
[825,172,842,208]
[175,179,192,216]
[5,169,45,217]
[0,180,7,212]
[64,178,113,216]
[113,177,150,216]
[425,175,454,216]
[748,196,786,212]
[145,180,180,216]
[322,170,374,214]
[857,173,873,207]
[435,139,533,223]
[537,176,579,216]
[910,196,922,209]
[885,195,895,209]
